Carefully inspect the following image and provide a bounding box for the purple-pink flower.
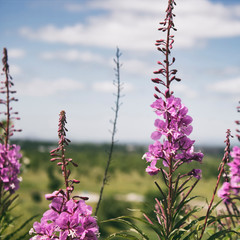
[30,191,99,240]
[218,146,240,203]
[0,143,22,194]
[143,95,203,175]
[187,169,202,180]
[218,182,231,204]
[30,111,99,239]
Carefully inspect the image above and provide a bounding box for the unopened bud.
[154,86,161,93]
[72,179,80,184]
[80,196,89,201]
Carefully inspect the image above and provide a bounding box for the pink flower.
[187,169,202,179]
[218,146,240,203]
[146,160,160,175]
[0,144,22,194]
[218,182,231,204]
[30,191,99,239]
[144,96,203,176]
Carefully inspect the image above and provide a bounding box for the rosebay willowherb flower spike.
[199,129,233,240]
[143,0,203,177]
[50,110,76,200]
[235,101,240,141]
[0,144,22,194]
[0,48,21,146]
[30,111,99,240]
[0,48,22,195]
[142,0,203,237]
[218,103,240,207]
[152,0,180,99]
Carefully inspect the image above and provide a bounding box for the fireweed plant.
[142,0,204,237]
[104,1,239,239]
[29,111,99,240]
[0,48,25,239]
[0,48,22,194]
[217,103,240,230]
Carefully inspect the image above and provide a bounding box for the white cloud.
[172,83,198,99]
[18,78,84,97]
[208,66,240,77]
[123,59,155,76]
[65,0,165,14]
[64,3,84,12]
[20,0,240,51]
[92,81,133,93]
[40,49,154,76]
[208,77,240,94]
[41,49,105,63]
[8,49,25,58]
[10,65,22,76]
[174,0,240,48]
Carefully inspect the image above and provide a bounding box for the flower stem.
[95,47,122,216]
[199,129,231,240]
[2,48,10,148]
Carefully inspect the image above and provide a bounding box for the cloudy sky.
[0,0,240,146]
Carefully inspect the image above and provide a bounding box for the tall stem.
[95,47,122,216]
[167,157,173,236]
[58,111,70,200]
[2,48,10,148]
[61,143,69,200]
[165,1,174,235]
[165,1,172,91]
[199,129,231,240]
[0,49,10,206]
[5,77,10,148]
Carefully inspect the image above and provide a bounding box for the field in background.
[11,140,226,238]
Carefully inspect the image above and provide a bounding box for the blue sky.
[0,0,240,146]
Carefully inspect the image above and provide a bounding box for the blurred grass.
[10,140,226,239]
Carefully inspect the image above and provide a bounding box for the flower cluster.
[144,95,203,177]
[143,95,203,176]
[0,143,22,194]
[0,48,22,194]
[30,191,99,240]
[143,0,203,178]
[30,111,99,239]
[218,146,240,203]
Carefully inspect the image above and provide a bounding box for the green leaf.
[105,217,149,240]
[172,196,200,223]
[4,214,38,240]
[168,228,187,240]
[207,200,222,215]
[105,231,141,240]
[0,215,22,235]
[205,214,239,227]
[206,229,240,240]
[102,215,165,239]
[174,206,200,229]
[181,229,198,240]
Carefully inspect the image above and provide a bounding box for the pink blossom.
[218,146,240,203]
[146,160,160,176]
[218,182,231,204]
[0,144,22,194]
[144,96,203,176]
[30,191,99,240]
